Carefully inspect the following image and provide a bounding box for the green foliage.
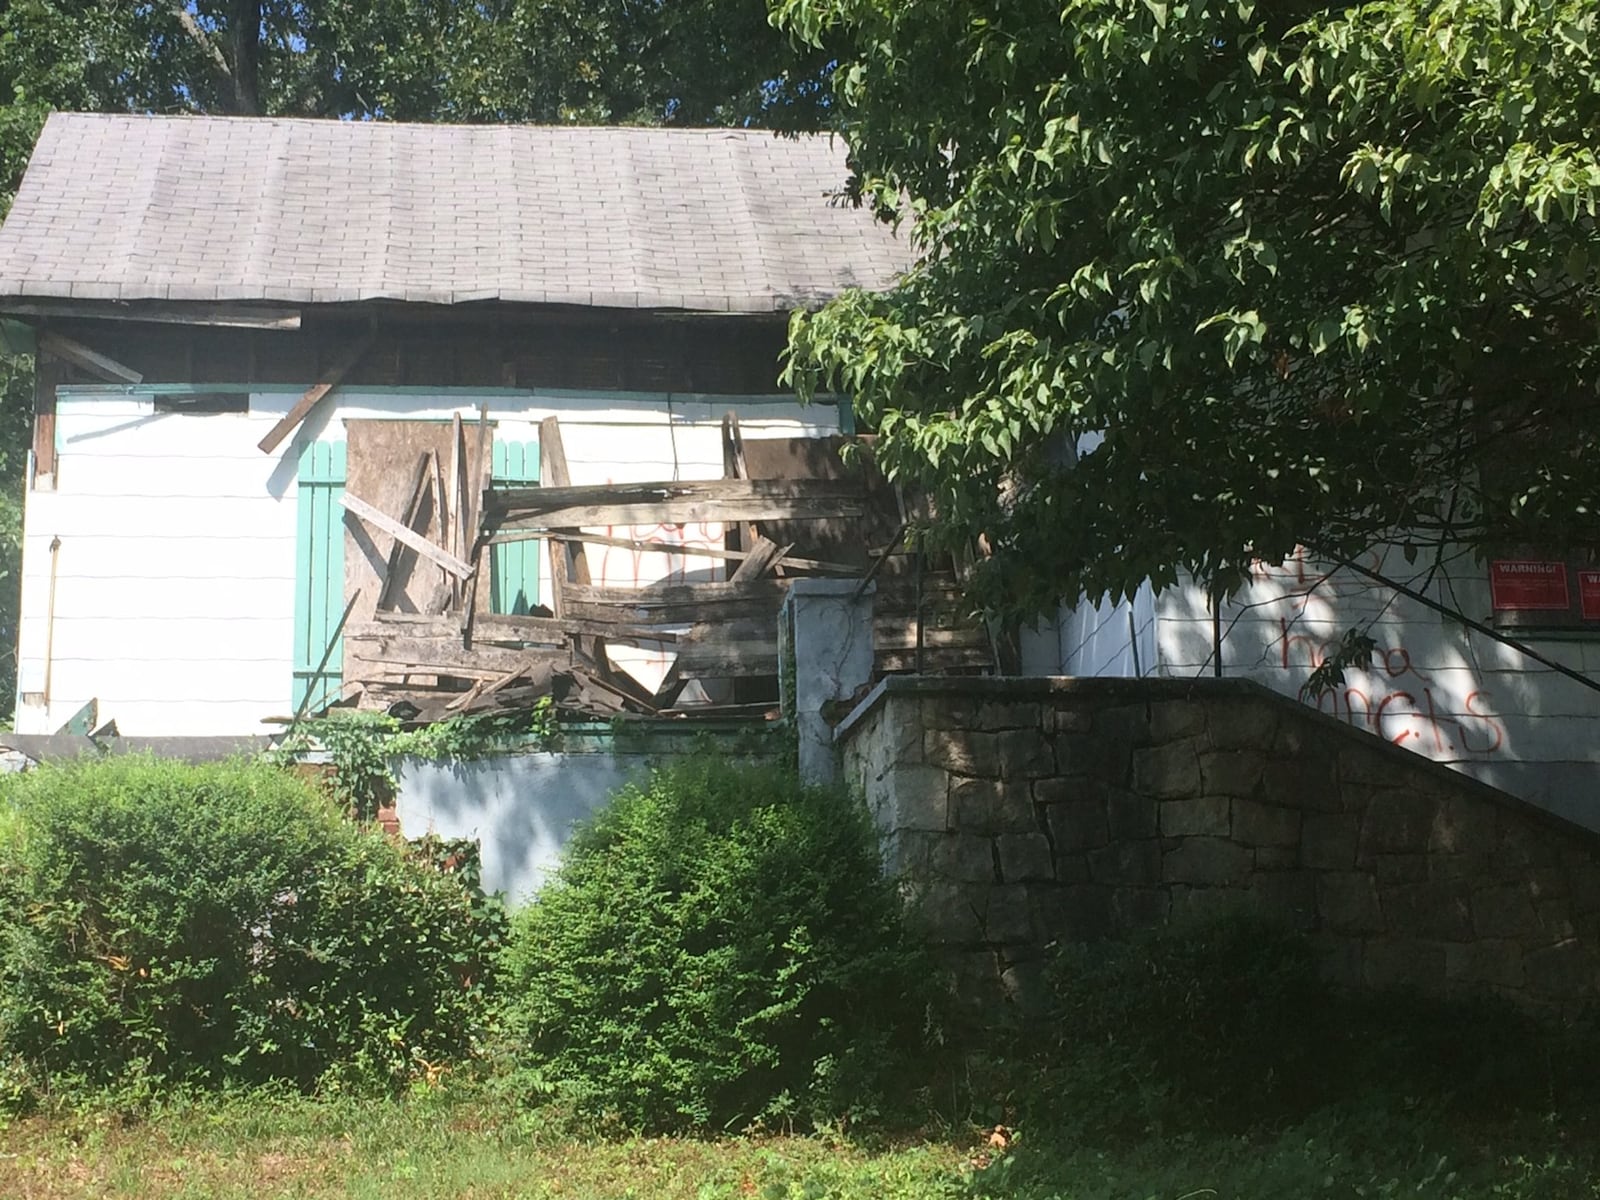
[499,757,930,1132]
[1020,912,1600,1144]
[448,0,835,129]
[278,700,557,820]
[1039,913,1329,1136]
[0,756,505,1101]
[777,0,1600,614]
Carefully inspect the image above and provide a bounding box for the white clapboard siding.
[18,698,293,737]
[28,493,299,540]
[38,655,290,700]
[18,616,296,662]
[18,534,298,581]
[16,388,840,736]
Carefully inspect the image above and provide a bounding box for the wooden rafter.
[257,332,374,454]
[38,330,143,384]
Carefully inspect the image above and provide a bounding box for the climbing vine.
[276,700,559,820]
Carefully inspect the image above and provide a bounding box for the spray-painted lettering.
[1282,618,1505,756]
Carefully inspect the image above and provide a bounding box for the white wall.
[394,751,652,905]
[14,385,839,736]
[1152,546,1600,829]
[1058,580,1156,678]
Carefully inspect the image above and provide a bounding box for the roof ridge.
[46,112,801,138]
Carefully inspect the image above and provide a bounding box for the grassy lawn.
[6,1088,1600,1200]
[0,1090,975,1200]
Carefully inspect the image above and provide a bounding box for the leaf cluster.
[278,700,558,820]
[0,756,506,1102]
[779,0,1600,614]
[498,756,932,1132]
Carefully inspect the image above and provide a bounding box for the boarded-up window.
[490,440,540,615]
[293,441,346,712]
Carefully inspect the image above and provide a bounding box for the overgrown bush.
[499,757,930,1132]
[0,756,505,1101]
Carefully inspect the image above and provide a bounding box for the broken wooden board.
[342,420,491,606]
[341,493,475,580]
[510,530,857,575]
[562,579,789,627]
[342,418,494,694]
[374,453,437,611]
[537,416,593,617]
[258,333,374,454]
[735,434,903,572]
[38,330,143,384]
[485,478,868,531]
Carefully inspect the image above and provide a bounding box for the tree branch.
[169,4,234,83]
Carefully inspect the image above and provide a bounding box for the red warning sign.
[1489,560,1569,611]
[1579,570,1600,621]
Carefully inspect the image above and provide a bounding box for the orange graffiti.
[1283,619,1505,757]
[595,519,725,586]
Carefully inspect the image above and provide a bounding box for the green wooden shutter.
[491,440,540,615]
[293,441,346,712]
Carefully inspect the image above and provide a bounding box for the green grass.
[0,1088,968,1200]
[4,1087,1600,1200]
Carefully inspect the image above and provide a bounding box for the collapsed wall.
[837,675,1600,1016]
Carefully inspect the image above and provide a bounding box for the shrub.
[499,757,930,1132]
[0,756,505,1099]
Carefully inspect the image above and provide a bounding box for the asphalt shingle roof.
[0,113,909,313]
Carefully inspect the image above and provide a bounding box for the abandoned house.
[0,112,1019,743]
[0,111,1596,853]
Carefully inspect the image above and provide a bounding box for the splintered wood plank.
[258,332,374,454]
[342,492,475,580]
[721,411,761,558]
[37,330,143,384]
[375,452,436,610]
[446,653,558,713]
[487,477,866,514]
[670,640,783,677]
[500,531,857,574]
[729,536,789,583]
[447,413,464,560]
[538,416,574,614]
[461,403,492,639]
[564,597,782,627]
[343,419,490,690]
[348,612,673,647]
[497,495,868,530]
[346,636,548,676]
[480,614,677,644]
[566,578,787,605]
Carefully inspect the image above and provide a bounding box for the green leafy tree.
[777,0,1600,614]
[449,0,834,128]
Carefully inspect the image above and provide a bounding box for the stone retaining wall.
[836,676,1600,1015]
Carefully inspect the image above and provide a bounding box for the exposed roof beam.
[37,330,143,384]
[257,332,374,455]
[2,299,302,330]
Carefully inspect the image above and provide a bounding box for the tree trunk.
[228,0,262,115]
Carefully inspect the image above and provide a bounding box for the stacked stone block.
[837,677,1600,1015]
